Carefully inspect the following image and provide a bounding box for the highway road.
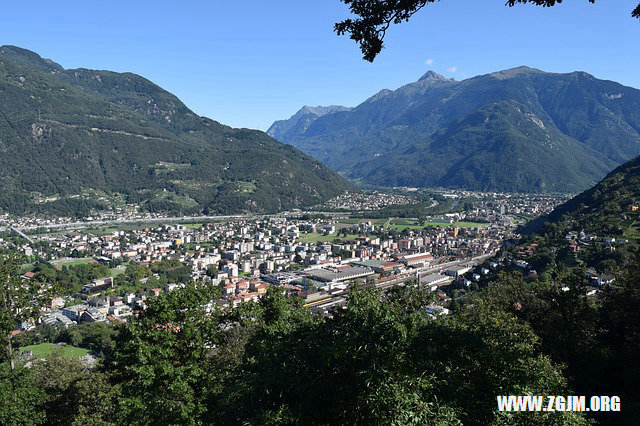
[10,227,34,243]
[5,209,356,234]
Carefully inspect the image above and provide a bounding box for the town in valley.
[1,189,580,340]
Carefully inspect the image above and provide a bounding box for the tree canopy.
[335,0,640,61]
[3,249,640,423]
[1,252,53,369]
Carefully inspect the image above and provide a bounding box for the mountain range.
[269,67,640,193]
[0,46,351,216]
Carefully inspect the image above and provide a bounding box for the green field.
[110,267,126,277]
[184,223,203,229]
[299,233,362,243]
[19,343,89,358]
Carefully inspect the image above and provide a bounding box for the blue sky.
[1,1,637,130]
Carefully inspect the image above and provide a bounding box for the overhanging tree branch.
[335,0,640,61]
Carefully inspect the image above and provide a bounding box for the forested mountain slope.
[0,46,351,216]
[523,154,640,235]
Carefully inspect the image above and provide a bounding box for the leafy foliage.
[105,282,222,425]
[30,351,116,425]
[58,322,118,358]
[0,252,53,368]
[7,250,640,423]
[213,286,582,424]
[30,262,111,296]
[0,365,45,426]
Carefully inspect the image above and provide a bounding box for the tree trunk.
[8,335,15,370]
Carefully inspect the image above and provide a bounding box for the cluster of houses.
[565,230,625,255]
[34,284,190,330]
[510,230,623,297]
[464,193,569,223]
[319,191,419,211]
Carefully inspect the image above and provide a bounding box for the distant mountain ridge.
[270,67,640,193]
[0,45,352,216]
[267,105,352,141]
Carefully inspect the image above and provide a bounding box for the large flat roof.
[309,266,374,282]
